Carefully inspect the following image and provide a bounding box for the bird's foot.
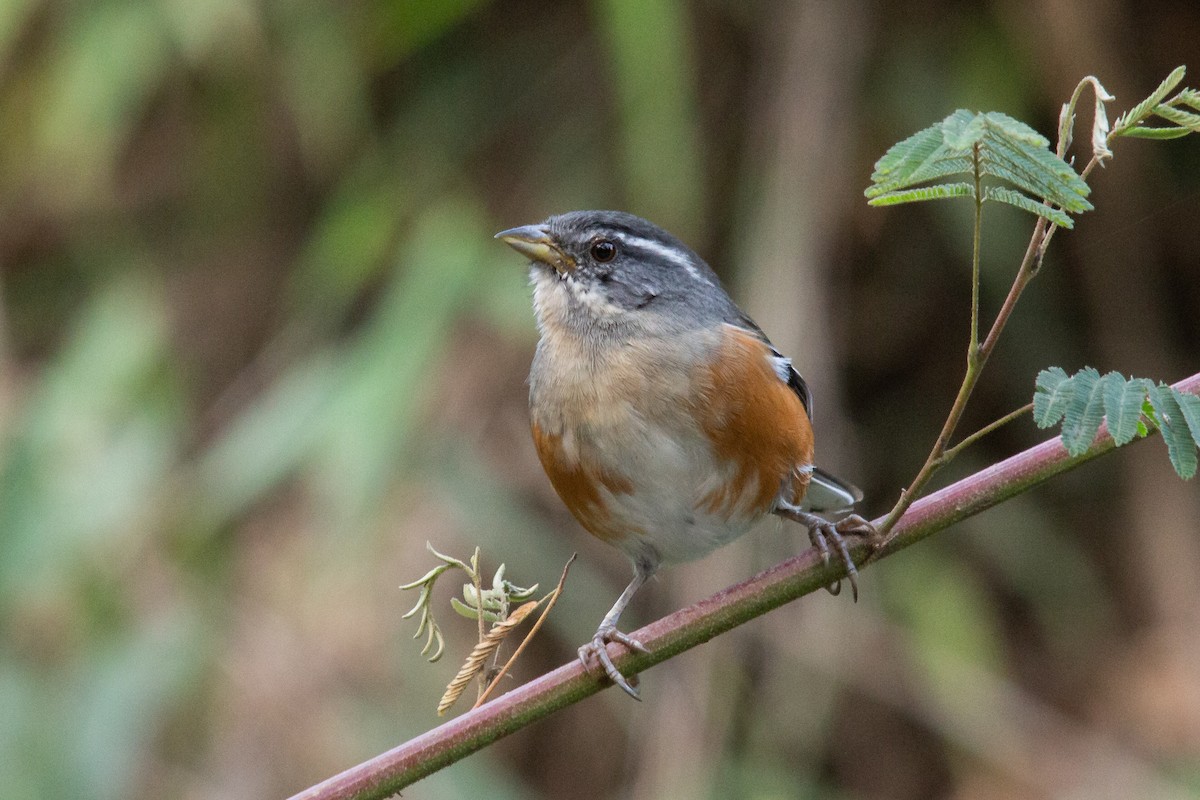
[578,626,649,700]
[791,511,880,602]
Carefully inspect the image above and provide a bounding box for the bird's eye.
[590,240,617,262]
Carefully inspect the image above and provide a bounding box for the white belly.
[529,324,764,568]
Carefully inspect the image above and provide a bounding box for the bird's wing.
[729,313,813,421]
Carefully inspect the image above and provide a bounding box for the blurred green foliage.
[1,1,1198,798]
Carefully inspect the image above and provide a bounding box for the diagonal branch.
[290,371,1200,800]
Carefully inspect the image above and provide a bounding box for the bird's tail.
[802,467,863,513]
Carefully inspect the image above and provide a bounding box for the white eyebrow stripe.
[613,233,708,283]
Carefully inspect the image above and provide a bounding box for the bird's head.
[497,210,731,335]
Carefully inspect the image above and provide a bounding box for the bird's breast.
[528,323,812,566]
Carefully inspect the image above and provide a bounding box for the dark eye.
[590,240,617,262]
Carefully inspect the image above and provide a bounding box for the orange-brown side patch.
[693,327,815,516]
[530,422,632,543]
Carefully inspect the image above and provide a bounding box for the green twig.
[875,142,994,540]
[874,71,1161,546]
[970,142,984,355]
[469,549,485,700]
[939,403,1034,466]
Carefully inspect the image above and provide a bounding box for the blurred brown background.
[2,1,1198,798]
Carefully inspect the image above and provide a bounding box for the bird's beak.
[495,224,575,274]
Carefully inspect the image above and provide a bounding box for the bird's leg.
[578,562,654,699]
[775,504,879,602]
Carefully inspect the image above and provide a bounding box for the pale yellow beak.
[495,224,576,274]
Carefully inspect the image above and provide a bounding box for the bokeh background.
[3,1,1199,798]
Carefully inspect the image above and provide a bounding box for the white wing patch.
[770,354,793,384]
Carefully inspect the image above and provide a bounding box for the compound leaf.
[1032,369,1200,474]
[866,110,1091,225]
[1114,66,1186,131]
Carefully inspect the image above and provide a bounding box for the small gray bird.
[498,210,871,698]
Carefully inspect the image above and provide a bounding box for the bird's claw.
[835,513,883,547]
[805,513,880,602]
[578,627,649,700]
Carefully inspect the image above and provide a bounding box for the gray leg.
[578,560,655,699]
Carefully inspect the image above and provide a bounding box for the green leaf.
[1033,367,1072,428]
[399,562,451,591]
[505,583,539,602]
[866,183,975,206]
[462,584,509,613]
[1101,373,1151,446]
[984,187,1074,228]
[1177,89,1200,112]
[421,623,445,662]
[1151,384,1198,479]
[1173,389,1200,447]
[1114,65,1186,131]
[1142,398,1158,428]
[866,110,981,195]
[892,156,976,191]
[426,541,473,575]
[1060,367,1105,456]
[981,111,1051,147]
[1151,103,1200,131]
[451,596,501,623]
[867,120,947,195]
[402,585,431,620]
[981,120,1092,210]
[1119,125,1194,140]
[941,108,989,149]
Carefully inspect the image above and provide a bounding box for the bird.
[496,210,872,698]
